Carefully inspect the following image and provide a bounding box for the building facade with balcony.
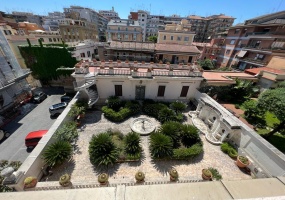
[193,38,224,61]
[217,11,285,69]
[106,19,142,42]
[59,18,98,42]
[99,7,120,21]
[42,12,65,31]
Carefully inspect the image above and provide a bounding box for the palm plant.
[43,141,72,167]
[158,108,176,123]
[159,121,181,148]
[150,133,173,159]
[181,125,200,147]
[53,121,78,143]
[170,101,187,113]
[89,133,119,167]
[124,132,141,156]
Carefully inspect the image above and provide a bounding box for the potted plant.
[169,168,179,182]
[59,174,71,187]
[135,171,145,183]
[24,176,37,189]
[236,155,249,168]
[98,173,109,185]
[202,169,212,180]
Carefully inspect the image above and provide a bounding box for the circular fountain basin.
[130,118,155,136]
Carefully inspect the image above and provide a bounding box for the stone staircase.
[87,88,99,107]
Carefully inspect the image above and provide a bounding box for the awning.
[237,50,247,58]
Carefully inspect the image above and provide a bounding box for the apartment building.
[157,19,194,45]
[64,6,108,42]
[9,11,43,27]
[218,10,285,69]
[106,19,142,42]
[42,12,65,31]
[193,38,224,61]
[99,7,120,21]
[59,17,98,43]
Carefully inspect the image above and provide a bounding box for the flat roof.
[245,67,285,75]
[203,71,257,83]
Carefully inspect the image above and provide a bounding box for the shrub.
[54,121,78,143]
[170,101,187,113]
[221,142,237,158]
[106,96,122,110]
[159,121,181,148]
[102,106,131,122]
[68,104,85,118]
[43,141,72,167]
[181,125,200,147]
[89,133,119,166]
[234,104,240,109]
[150,133,173,159]
[173,143,203,160]
[175,113,184,122]
[208,167,222,180]
[125,100,141,115]
[124,132,141,155]
[158,108,176,123]
[143,103,167,118]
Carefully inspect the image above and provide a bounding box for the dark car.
[61,95,72,103]
[33,92,47,103]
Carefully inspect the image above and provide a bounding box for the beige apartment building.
[157,19,195,45]
[106,19,142,42]
[217,10,285,69]
[59,13,98,43]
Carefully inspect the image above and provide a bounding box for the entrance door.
[135,86,145,100]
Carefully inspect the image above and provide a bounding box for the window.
[53,38,56,42]
[49,38,52,42]
[80,53,85,58]
[134,28,136,31]
[115,85,122,96]
[177,36,181,41]
[126,28,128,31]
[125,34,129,40]
[163,35,166,40]
[184,37,189,41]
[226,50,230,55]
[118,27,120,31]
[180,86,189,97]
[234,29,240,34]
[87,51,91,57]
[170,36,174,40]
[157,86,166,97]
[230,39,235,45]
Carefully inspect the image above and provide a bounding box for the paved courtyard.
[45,110,251,183]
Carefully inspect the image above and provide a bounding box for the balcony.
[245,31,285,38]
[107,30,141,34]
[238,57,268,66]
[242,46,272,54]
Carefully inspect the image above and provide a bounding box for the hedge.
[173,143,203,160]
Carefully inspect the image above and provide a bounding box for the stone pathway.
[45,111,251,183]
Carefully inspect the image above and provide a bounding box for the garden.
[30,96,251,188]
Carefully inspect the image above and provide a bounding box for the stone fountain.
[130,118,155,136]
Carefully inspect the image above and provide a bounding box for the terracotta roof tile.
[245,67,285,75]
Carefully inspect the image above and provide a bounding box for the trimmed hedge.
[102,106,131,122]
[173,143,203,160]
[221,142,238,158]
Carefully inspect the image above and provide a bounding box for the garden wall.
[194,90,285,177]
[7,93,79,191]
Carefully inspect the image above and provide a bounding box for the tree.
[150,133,173,159]
[198,59,214,70]
[257,87,285,137]
[147,36,157,43]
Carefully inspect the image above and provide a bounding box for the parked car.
[0,129,10,141]
[61,95,72,103]
[25,130,48,148]
[49,102,67,117]
[32,92,47,103]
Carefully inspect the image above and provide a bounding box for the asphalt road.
[0,94,63,163]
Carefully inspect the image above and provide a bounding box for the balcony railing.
[243,46,285,53]
[239,57,268,66]
[245,31,285,37]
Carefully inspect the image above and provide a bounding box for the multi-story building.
[99,7,120,21]
[217,10,285,69]
[0,29,31,127]
[42,12,65,31]
[64,6,108,42]
[11,11,43,27]
[157,19,194,45]
[69,40,97,61]
[193,38,224,61]
[106,19,142,42]
[59,17,98,43]
[17,21,45,35]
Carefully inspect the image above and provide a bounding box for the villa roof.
[155,44,200,54]
[202,71,257,84]
[245,67,285,75]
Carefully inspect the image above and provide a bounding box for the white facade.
[70,40,96,61]
[99,8,120,20]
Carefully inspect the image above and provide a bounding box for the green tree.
[198,59,214,70]
[257,87,285,137]
[124,132,141,155]
[147,36,157,43]
[159,121,181,148]
[243,100,263,119]
[180,125,200,147]
[278,81,285,88]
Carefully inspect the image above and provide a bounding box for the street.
[0,91,64,163]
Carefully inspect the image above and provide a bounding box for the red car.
[25,130,48,148]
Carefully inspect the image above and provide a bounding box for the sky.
[1,0,285,24]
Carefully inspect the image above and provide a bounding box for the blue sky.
[1,0,285,24]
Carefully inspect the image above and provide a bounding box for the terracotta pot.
[24,179,37,189]
[202,169,212,180]
[236,156,249,168]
